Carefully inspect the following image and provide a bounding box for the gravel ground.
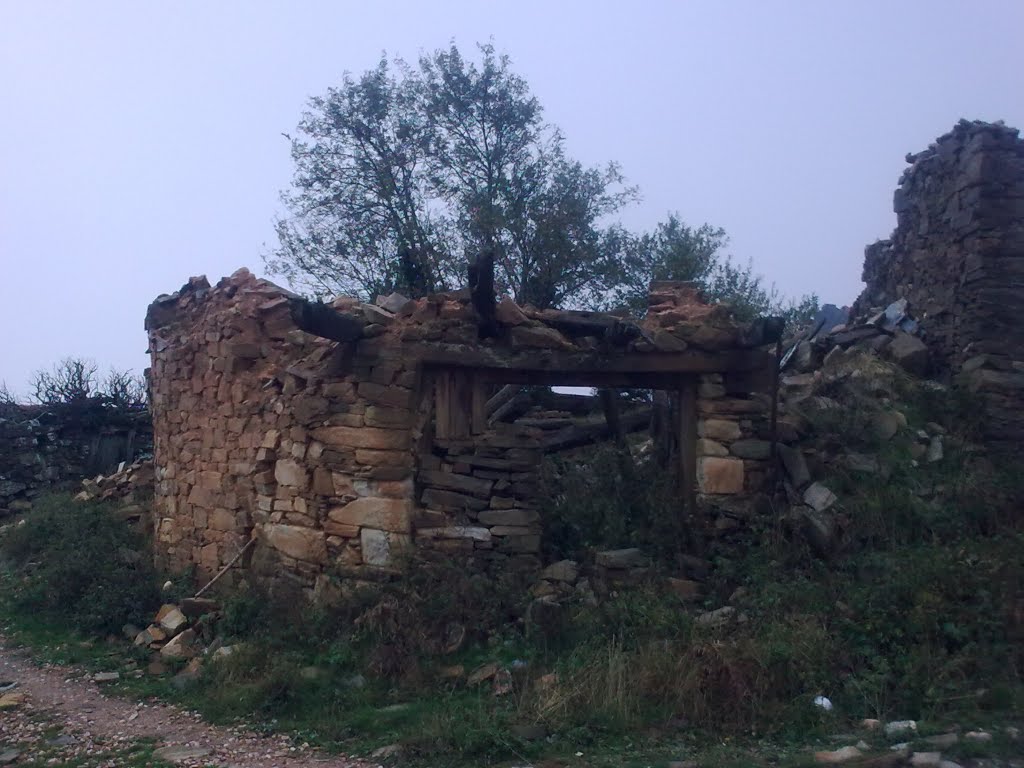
[0,636,375,768]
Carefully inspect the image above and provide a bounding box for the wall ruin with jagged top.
[854,119,1024,443]
[145,270,779,598]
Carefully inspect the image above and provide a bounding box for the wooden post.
[468,251,498,338]
[471,373,488,435]
[434,371,451,440]
[678,376,700,544]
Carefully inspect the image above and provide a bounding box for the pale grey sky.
[1,1,1021,395]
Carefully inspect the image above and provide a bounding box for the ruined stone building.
[854,120,1024,443]
[145,277,779,595]
[142,119,1024,597]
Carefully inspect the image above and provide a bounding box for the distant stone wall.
[0,402,151,517]
[854,120,1024,442]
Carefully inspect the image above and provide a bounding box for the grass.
[1,361,1022,767]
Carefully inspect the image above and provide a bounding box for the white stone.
[803,482,837,512]
[885,720,917,736]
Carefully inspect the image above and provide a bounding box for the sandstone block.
[478,508,539,526]
[540,560,578,583]
[160,629,198,660]
[698,457,744,494]
[419,469,494,497]
[323,520,359,537]
[209,508,236,532]
[356,382,411,408]
[698,418,742,441]
[354,449,412,468]
[313,426,409,451]
[360,528,411,567]
[263,523,327,563]
[312,468,334,496]
[328,498,412,532]
[364,406,410,428]
[421,487,489,511]
[887,331,929,375]
[274,459,308,490]
[509,324,573,349]
[696,438,728,457]
[495,296,529,326]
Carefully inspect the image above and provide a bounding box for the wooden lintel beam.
[289,299,364,343]
[421,347,774,378]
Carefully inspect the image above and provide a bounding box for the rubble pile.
[122,597,226,682]
[771,297,969,556]
[0,401,150,517]
[76,458,155,504]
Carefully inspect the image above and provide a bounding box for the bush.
[540,442,690,562]
[0,493,159,632]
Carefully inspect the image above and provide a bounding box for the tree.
[611,213,819,327]
[31,357,98,404]
[0,380,16,409]
[101,368,148,408]
[29,359,147,408]
[268,43,636,307]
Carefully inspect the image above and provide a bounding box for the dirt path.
[0,636,375,768]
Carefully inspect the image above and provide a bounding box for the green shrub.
[540,443,689,562]
[0,493,159,632]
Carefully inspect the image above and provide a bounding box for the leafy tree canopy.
[268,41,817,326]
[268,42,635,309]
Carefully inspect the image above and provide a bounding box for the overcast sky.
[1,1,1021,395]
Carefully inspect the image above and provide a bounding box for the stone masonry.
[0,401,151,517]
[145,270,777,597]
[854,119,1024,442]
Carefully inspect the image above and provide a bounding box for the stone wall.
[853,120,1024,442]
[0,401,151,517]
[146,270,777,596]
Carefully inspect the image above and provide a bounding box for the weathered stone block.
[728,439,772,460]
[364,406,410,428]
[356,382,411,408]
[328,498,412,532]
[478,508,539,526]
[420,469,494,497]
[274,459,308,490]
[886,331,929,375]
[595,548,650,569]
[696,438,728,457]
[698,457,744,494]
[698,418,742,441]
[208,508,236,532]
[262,524,327,564]
[417,526,491,542]
[354,449,412,468]
[323,520,359,537]
[312,467,334,496]
[313,426,409,451]
[360,529,412,567]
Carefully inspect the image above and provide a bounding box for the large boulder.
[886,332,929,375]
